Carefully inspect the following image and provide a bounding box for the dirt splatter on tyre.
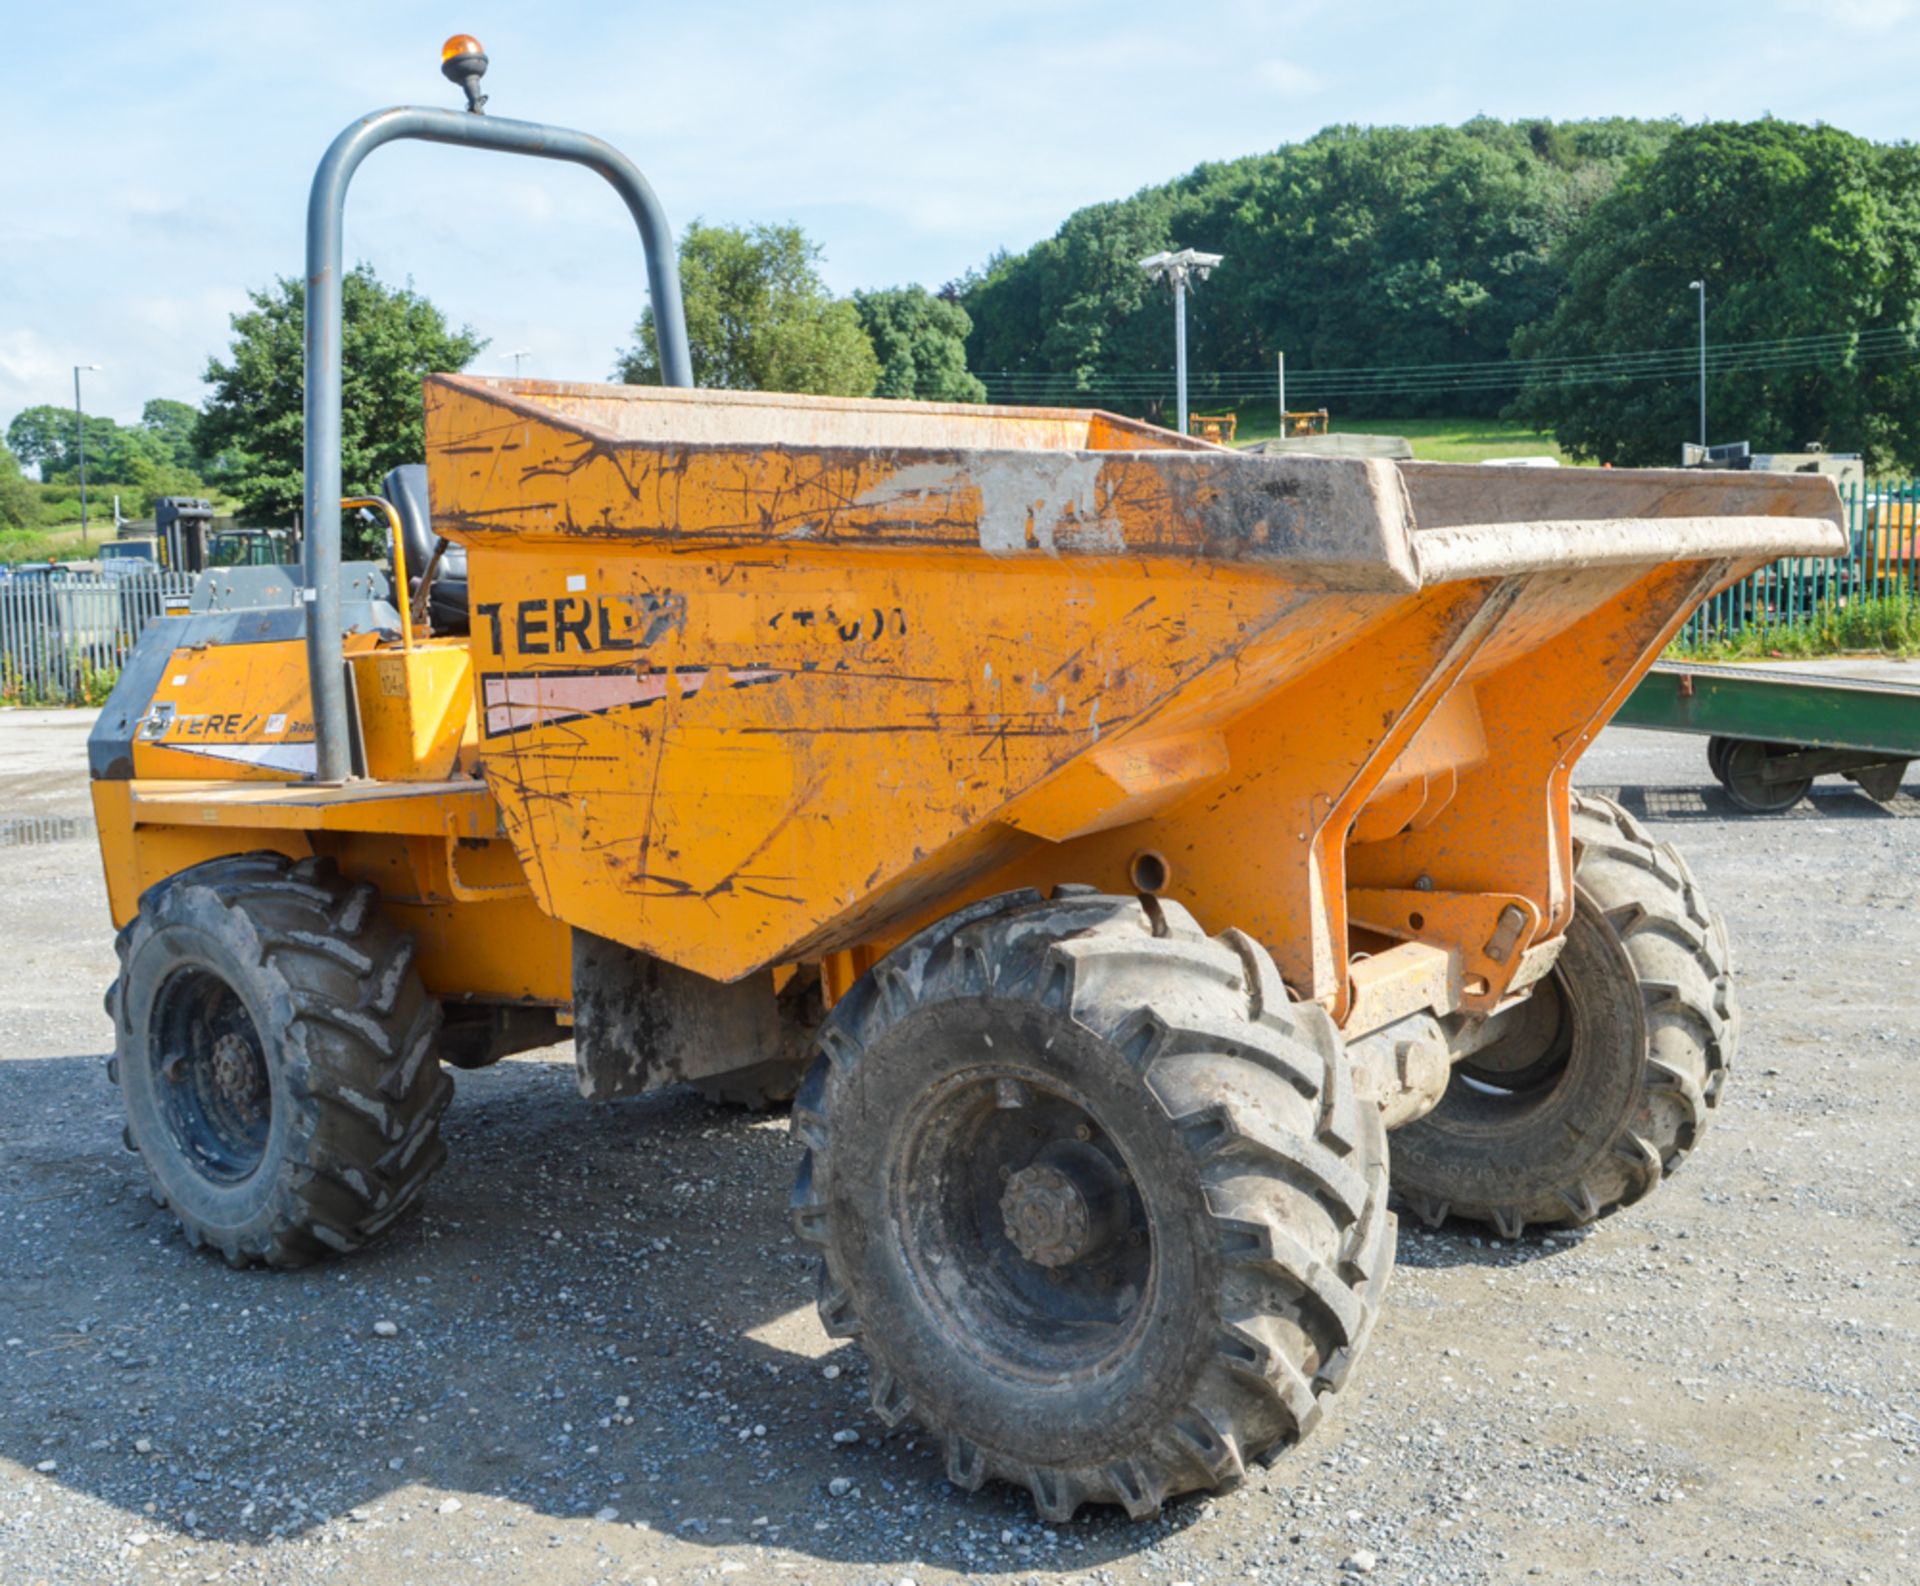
[790,889,1392,1520]
[107,854,451,1268]
[1392,792,1737,1238]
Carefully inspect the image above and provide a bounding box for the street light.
[1688,280,1706,449]
[73,364,100,543]
[1139,248,1223,437]
[506,348,532,375]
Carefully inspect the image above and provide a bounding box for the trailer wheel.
[790,890,1392,1521]
[107,854,451,1268]
[1391,793,1737,1239]
[1720,740,1812,813]
[1705,734,1737,786]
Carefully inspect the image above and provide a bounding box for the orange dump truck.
[87,46,1843,1521]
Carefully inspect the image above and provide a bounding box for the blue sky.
[2,0,1917,428]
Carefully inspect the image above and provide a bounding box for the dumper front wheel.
[107,854,452,1268]
[1391,793,1737,1238]
[790,890,1392,1521]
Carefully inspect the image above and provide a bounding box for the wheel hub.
[999,1140,1129,1268]
[149,966,273,1184]
[209,1031,267,1123]
[1000,1163,1091,1266]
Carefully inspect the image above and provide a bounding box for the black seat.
[381,464,468,635]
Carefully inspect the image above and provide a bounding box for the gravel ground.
[1,680,1915,1586]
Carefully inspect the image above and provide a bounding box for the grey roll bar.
[302,105,693,782]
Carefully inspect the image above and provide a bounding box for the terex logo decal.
[480,665,780,737]
[475,591,684,658]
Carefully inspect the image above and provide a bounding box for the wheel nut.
[999,1164,1093,1268]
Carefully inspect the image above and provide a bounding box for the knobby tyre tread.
[789,889,1393,1521]
[107,853,452,1268]
[1393,791,1737,1238]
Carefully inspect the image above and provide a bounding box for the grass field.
[0,523,103,566]
[1669,594,1920,661]
[1226,410,1575,464]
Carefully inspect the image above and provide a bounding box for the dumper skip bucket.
[425,375,1841,1026]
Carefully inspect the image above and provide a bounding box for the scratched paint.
[406,374,1849,993]
[854,454,1125,557]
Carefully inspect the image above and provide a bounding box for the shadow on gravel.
[1586,781,1920,822]
[1390,1217,1590,1270]
[0,1050,1221,1571]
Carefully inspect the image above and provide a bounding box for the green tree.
[852,286,986,402]
[4,406,164,484]
[200,263,485,522]
[1510,122,1920,470]
[6,405,85,476]
[616,221,879,396]
[960,118,1677,419]
[139,398,204,473]
[0,443,39,532]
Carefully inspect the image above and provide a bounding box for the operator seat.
[381,463,469,635]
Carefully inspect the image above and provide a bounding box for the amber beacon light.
[440,34,489,111]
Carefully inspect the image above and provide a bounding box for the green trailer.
[1616,661,1920,812]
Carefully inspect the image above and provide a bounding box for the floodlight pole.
[1139,248,1223,437]
[1689,279,1707,449]
[1173,273,1188,434]
[73,364,100,542]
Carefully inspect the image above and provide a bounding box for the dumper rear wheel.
[695,968,822,1110]
[695,1055,808,1110]
[1391,793,1737,1238]
[107,854,452,1268]
[790,890,1392,1521]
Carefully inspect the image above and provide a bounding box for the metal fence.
[1680,479,1920,646]
[0,570,194,706]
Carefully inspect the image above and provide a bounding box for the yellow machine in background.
[87,41,1845,1523]
[1186,409,1237,442]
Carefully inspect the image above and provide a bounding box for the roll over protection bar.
[302,102,692,781]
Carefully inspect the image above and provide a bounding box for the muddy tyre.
[107,854,452,1268]
[1392,792,1737,1238]
[790,889,1393,1520]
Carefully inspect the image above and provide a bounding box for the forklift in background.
[110,498,300,575]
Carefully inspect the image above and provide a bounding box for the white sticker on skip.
[171,675,188,688]
[266,714,288,735]
[566,574,586,592]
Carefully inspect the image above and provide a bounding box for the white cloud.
[5,0,1920,422]
[1256,58,1321,95]
[0,331,73,419]
[1786,0,1920,27]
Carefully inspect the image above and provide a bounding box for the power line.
[974,324,1920,403]
[980,343,1915,397]
[976,326,1919,386]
